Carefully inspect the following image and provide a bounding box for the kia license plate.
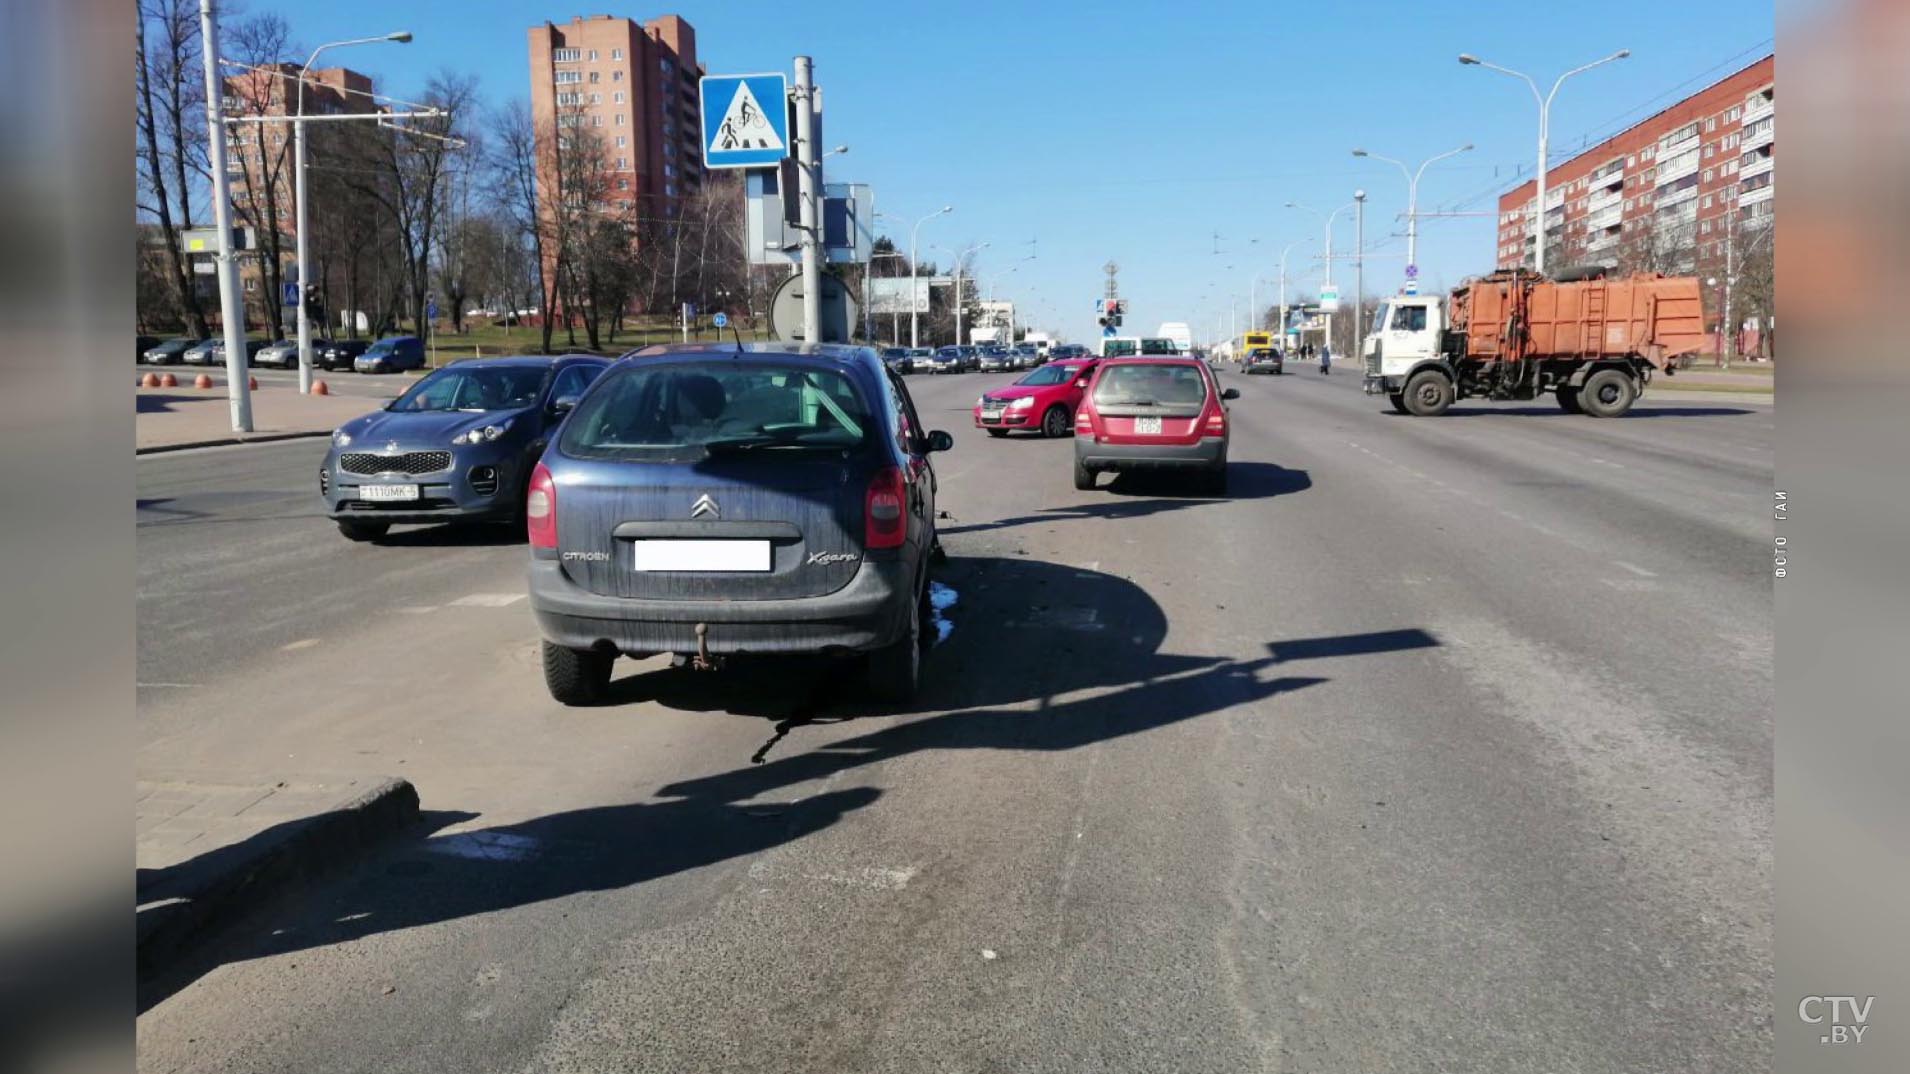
[1134,416,1163,435]
[633,539,771,572]
[359,484,419,502]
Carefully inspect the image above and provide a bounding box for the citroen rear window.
[559,361,871,462]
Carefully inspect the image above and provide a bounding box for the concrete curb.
[136,777,419,979]
[136,429,334,455]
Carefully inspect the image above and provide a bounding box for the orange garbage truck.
[1360,268,1707,416]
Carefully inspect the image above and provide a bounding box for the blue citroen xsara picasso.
[526,343,952,706]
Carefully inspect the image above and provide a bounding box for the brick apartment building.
[527,14,709,218]
[1495,55,1775,279]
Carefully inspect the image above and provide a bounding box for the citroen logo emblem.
[690,494,719,519]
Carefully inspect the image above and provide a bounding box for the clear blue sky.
[270,0,1772,343]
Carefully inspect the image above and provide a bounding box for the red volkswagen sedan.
[972,357,1099,438]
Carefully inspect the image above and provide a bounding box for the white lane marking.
[394,606,438,615]
[1613,561,1658,578]
[279,638,320,651]
[137,682,199,689]
[450,593,527,608]
[1602,578,1661,592]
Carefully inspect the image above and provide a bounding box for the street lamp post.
[1351,143,1472,289]
[294,30,411,394]
[908,206,953,348]
[1460,48,1630,276]
[1353,189,1366,360]
[1288,199,1359,356]
[1276,238,1311,351]
[949,240,989,346]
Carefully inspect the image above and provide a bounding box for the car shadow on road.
[368,523,526,548]
[939,462,1310,536]
[135,551,1437,1011]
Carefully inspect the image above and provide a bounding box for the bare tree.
[348,72,477,337]
[134,0,209,336]
[224,14,302,340]
[488,100,559,353]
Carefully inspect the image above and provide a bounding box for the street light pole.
[1353,189,1366,360]
[294,30,410,394]
[1276,238,1310,351]
[908,206,952,348]
[1351,143,1471,288]
[1288,200,1358,359]
[1460,49,1630,275]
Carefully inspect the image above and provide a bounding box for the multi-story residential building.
[1495,55,1774,277]
[527,14,708,217]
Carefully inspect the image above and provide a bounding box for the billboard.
[869,277,931,315]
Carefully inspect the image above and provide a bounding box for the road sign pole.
[199,0,252,432]
[793,57,821,344]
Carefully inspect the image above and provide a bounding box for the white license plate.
[359,484,419,502]
[981,410,1003,421]
[1134,416,1163,435]
[632,539,771,572]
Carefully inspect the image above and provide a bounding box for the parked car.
[354,336,426,373]
[906,347,934,371]
[179,338,223,366]
[254,338,302,368]
[1072,356,1238,494]
[977,346,1014,373]
[199,338,267,366]
[322,354,610,542]
[142,338,198,365]
[881,347,914,374]
[526,342,953,704]
[136,335,160,363]
[930,346,967,374]
[1011,344,1042,370]
[973,357,1099,438]
[318,339,371,371]
[1243,347,1284,375]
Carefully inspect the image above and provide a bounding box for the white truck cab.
[1362,296,1445,390]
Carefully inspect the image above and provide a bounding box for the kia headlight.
[453,420,512,446]
[332,429,352,446]
[1008,396,1035,410]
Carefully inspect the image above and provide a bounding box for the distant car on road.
[254,338,303,368]
[1011,344,1041,370]
[322,354,610,543]
[977,346,1014,373]
[906,347,934,371]
[318,339,370,371]
[1243,348,1284,375]
[179,338,223,366]
[930,346,967,374]
[957,345,982,371]
[526,343,952,705]
[142,338,198,365]
[1073,356,1238,494]
[1049,343,1091,362]
[354,336,426,374]
[974,357,1099,438]
[881,347,915,374]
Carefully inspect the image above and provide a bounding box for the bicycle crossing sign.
[700,73,789,169]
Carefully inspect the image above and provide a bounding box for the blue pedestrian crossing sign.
[700,73,789,169]
[713,312,728,328]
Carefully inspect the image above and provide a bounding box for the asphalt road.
[136,364,1773,1073]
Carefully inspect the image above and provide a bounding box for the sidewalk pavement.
[136,382,386,452]
[137,775,418,977]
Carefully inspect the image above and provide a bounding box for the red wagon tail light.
[865,466,906,549]
[526,462,558,549]
[1203,406,1228,437]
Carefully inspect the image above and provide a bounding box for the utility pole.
[200,0,252,432]
[1353,190,1367,360]
[793,56,820,344]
